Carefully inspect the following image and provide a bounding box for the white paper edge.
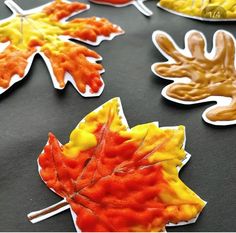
[70,208,81,232]
[89,0,147,8]
[151,29,236,126]
[157,2,236,22]
[0,41,10,53]
[29,98,205,231]
[27,199,70,224]
[0,0,124,97]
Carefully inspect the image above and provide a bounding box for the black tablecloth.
[0,0,235,231]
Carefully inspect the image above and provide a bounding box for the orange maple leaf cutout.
[28,98,205,232]
[152,30,236,126]
[0,0,123,97]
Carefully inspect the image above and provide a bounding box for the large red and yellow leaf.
[32,98,205,232]
[0,0,123,96]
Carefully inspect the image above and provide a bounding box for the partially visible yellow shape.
[159,0,236,19]
[63,128,97,158]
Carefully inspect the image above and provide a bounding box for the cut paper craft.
[0,0,123,97]
[90,0,153,17]
[152,30,236,126]
[28,98,205,232]
[158,0,236,21]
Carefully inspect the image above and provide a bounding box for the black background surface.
[0,0,236,231]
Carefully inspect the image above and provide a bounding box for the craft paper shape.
[152,30,236,126]
[28,98,205,232]
[90,0,153,17]
[158,0,236,21]
[0,0,123,97]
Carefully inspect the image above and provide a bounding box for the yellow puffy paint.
[63,128,97,157]
[79,98,127,133]
[63,98,127,157]
[0,14,63,50]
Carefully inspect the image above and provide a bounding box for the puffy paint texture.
[0,0,123,96]
[158,0,236,20]
[152,30,236,125]
[38,98,205,232]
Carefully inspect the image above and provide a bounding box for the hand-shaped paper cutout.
[152,30,236,126]
[28,98,205,232]
[0,0,123,97]
[158,0,236,21]
[90,0,153,17]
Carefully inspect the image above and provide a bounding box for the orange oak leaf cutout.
[28,98,206,232]
[0,0,123,97]
[152,30,236,126]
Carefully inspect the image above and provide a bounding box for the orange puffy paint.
[64,17,122,42]
[0,46,34,88]
[0,0,123,95]
[43,42,103,93]
[43,0,87,21]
